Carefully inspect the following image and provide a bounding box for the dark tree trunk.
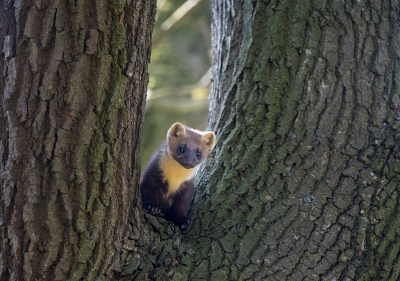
[0,0,156,280]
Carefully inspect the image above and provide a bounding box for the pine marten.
[140,122,215,230]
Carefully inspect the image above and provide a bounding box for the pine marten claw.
[143,202,160,213]
[173,218,190,230]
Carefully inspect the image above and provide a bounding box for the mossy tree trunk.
[0,0,156,280]
[118,0,400,280]
[116,0,400,280]
[3,0,400,280]
[185,0,400,280]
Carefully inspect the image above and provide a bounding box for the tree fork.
[3,0,400,281]
[0,0,156,280]
[119,1,400,280]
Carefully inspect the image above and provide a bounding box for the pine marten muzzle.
[140,123,215,230]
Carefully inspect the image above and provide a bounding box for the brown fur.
[140,123,215,230]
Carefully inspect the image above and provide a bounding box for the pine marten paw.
[173,218,190,230]
[143,202,161,213]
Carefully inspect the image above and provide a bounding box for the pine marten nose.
[186,160,194,168]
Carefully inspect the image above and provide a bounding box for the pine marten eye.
[179,147,185,153]
[196,151,202,158]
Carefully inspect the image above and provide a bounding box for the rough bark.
[185,0,400,280]
[118,0,400,280]
[0,0,156,280]
[3,0,400,280]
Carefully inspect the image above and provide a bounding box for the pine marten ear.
[201,132,215,148]
[168,123,186,139]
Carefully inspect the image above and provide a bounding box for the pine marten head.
[167,123,215,169]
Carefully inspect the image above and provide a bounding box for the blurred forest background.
[142,0,211,168]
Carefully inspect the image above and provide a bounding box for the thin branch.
[155,0,168,22]
[152,0,209,47]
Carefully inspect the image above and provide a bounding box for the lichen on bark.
[188,0,400,280]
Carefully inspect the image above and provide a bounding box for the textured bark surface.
[3,0,400,280]
[184,0,400,280]
[0,0,156,280]
[119,0,400,280]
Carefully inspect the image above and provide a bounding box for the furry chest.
[159,155,197,197]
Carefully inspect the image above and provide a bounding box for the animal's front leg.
[167,185,194,230]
